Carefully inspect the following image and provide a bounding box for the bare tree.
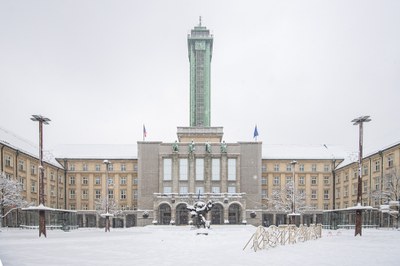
[371,167,400,204]
[0,172,29,228]
[266,181,306,213]
[95,197,122,216]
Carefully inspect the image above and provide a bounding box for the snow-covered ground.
[0,225,399,266]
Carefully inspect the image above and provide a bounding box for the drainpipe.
[64,159,67,209]
[379,151,383,227]
[0,144,4,172]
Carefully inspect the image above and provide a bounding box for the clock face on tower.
[195,41,206,50]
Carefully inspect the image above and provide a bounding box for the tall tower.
[188,17,213,127]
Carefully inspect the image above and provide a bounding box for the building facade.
[1,21,399,229]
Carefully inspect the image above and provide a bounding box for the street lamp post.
[291,160,297,225]
[31,115,51,237]
[351,115,371,236]
[103,160,111,232]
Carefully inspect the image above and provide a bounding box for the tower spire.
[199,16,202,26]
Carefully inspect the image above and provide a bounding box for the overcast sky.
[1,0,399,155]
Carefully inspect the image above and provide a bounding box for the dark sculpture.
[187,200,214,228]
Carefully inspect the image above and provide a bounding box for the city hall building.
[1,21,399,229]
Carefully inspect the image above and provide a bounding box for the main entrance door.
[159,204,171,225]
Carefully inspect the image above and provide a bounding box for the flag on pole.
[253,125,259,140]
[143,124,147,141]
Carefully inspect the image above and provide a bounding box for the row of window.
[162,185,237,194]
[263,163,331,173]
[69,176,138,186]
[163,158,237,181]
[69,189,137,200]
[67,163,137,172]
[262,176,330,186]
[261,189,330,200]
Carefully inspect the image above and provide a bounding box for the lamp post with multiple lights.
[31,115,50,237]
[351,115,371,236]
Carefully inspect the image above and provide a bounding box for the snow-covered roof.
[0,127,62,168]
[262,144,349,160]
[54,144,137,159]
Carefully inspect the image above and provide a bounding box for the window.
[163,158,172,181]
[286,176,292,184]
[262,189,267,199]
[323,176,330,185]
[352,184,357,195]
[323,203,329,210]
[228,186,236,193]
[108,189,114,199]
[31,165,36,175]
[69,176,75,185]
[120,176,127,185]
[163,186,172,194]
[211,186,220,193]
[228,158,236,181]
[95,190,101,199]
[363,180,368,193]
[286,164,292,172]
[388,155,394,168]
[69,163,75,171]
[95,176,101,185]
[374,177,380,190]
[69,190,75,199]
[121,164,126,172]
[336,188,340,198]
[299,164,304,172]
[50,171,55,181]
[18,160,25,171]
[273,176,280,186]
[353,169,357,179]
[311,164,317,172]
[179,186,188,194]
[120,189,127,200]
[19,177,26,190]
[82,176,88,185]
[212,158,220,181]
[262,164,267,173]
[374,160,380,172]
[274,164,280,172]
[261,177,267,185]
[31,181,37,193]
[311,176,317,185]
[324,189,329,200]
[196,158,204,180]
[344,172,349,181]
[133,190,138,199]
[95,164,101,171]
[83,164,88,171]
[311,189,317,199]
[82,204,88,210]
[324,164,330,172]
[299,176,305,185]
[133,178,138,185]
[179,159,188,180]
[134,164,138,172]
[70,204,76,210]
[108,163,114,171]
[362,164,368,176]
[5,155,12,167]
[108,177,114,185]
[82,190,88,199]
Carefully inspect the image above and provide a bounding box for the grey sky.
[0,0,399,155]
